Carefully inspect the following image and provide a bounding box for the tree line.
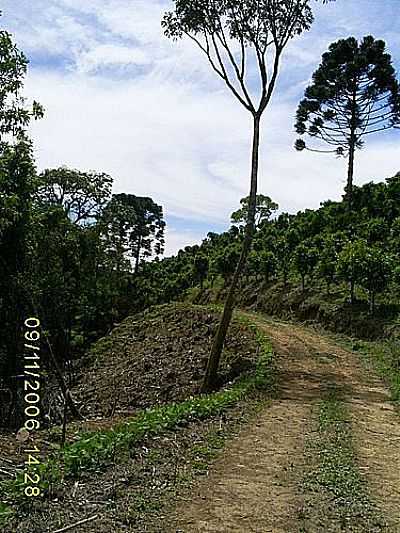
[143,177,400,316]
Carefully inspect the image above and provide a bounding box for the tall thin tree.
[162,0,316,392]
[295,36,400,211]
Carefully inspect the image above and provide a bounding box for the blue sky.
[3,0,400,255]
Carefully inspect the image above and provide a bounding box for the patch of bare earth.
[169,316,400,532]
[349,382,400,530]
[73,304,258,419]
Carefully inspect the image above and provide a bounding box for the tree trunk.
[346,140,355,213]
[201,115,261,393]
[370,290,375,314]
[134,234,142,274]
[346,83,357,215]
[350,278,355,305]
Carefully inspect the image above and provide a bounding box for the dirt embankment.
[73,303,259,419]
[192,281,400,341]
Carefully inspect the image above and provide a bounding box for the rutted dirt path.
[171,314,400,532]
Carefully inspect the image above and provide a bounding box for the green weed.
[305,388,386,530]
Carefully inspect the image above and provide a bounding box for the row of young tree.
[147,177,400,317]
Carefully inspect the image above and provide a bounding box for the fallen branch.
[51,515,98,533]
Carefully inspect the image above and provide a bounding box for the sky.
[3,0,400,256]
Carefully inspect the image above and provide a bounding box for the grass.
[304,386,386,531]
[0,502,14,529]
[0,309,274,525]
[351,339,400,404]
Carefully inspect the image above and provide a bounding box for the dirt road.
[172,315,400,532]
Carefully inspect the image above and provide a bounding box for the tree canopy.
[163,0,314,116]
[101,193,166,274]
[295,35,400,208]
[231,194,279,227]
[37,167,113,224]
[0,23,43,140]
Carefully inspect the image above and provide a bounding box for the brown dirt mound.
[73,303,259,418]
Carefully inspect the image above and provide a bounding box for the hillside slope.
[73,303,260,418]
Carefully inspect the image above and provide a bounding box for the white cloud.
[26,69,251,225]
[77,44,150,73]
[4,0,400,256]
[27,67,400,229]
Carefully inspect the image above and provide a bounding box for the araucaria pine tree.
[162,0,316,393]
[295,36,400,211]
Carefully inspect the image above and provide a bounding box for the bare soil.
[74,303,259,418]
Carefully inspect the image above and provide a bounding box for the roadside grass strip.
[352,339,400,405]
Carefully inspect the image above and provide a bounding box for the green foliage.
[293,242,319,290]
[146,174,400,325]
[36,167,112,224]
[337,240,394,310]
[163,0,314,42]
[358,247,393,311]
[295,35,400,207]
[0,139,38,425]
[337,240,368,298]
[259,250,277,282]
[0,23,43,140]
[295,35,400,156]
[231,194,278,228]
[193,254,209,288]
[100,193,165,274]
[0,502,13,528]
[318,240,338,293]
[212,244,241,285]
[0,17,45,427]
